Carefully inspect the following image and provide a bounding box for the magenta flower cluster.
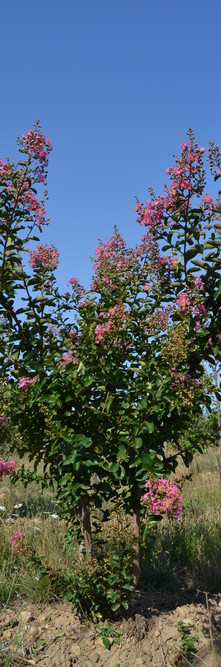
[10,530,24,544]
[22,130,52,168]
[29,244,59,272]
[68,277,85,296]
[94,304,126,345]
[0,459,16,481]
[18,377,37,389]
[142,477,183,519]
[135,141,207,230]
[22,189,46,226]
[0,159,11,177]
[171,369,199,388]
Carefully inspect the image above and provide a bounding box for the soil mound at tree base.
[1,591,221,666]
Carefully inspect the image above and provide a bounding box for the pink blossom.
[0,459,16,480]
[194,276,204,289]
[22,130,52,166]
[10,531,25,544]
[29,244,59,271]
[194,321,201,331]
[0,159,11,176]
[22,190,46,226]
[18,377,37,389]
[202,194,213,206]
[95,324,105,343]
[142,477,183,519]
[176,292,191,310]
[68,277,85,296]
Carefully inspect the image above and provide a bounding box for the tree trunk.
[81,493,92,556]
[132,506,141,588]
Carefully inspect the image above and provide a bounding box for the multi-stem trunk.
[81,493,92,556]
[132,505,141,588]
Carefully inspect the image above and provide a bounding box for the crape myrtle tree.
[0,126,220,586]
[134,131,221,472]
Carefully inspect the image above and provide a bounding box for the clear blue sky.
[1,1,221,290]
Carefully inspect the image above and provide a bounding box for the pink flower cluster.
[156,255,178,271]
[10,530,24,545]
[0,459,16,480]
[166,142,205,200]
[18,377,37,389]
[134,195,166,230]
[194,276,204,289]
[95,305,121,344]
[29,244,59,271]
[58,351,78,369]
[0,159,11,177]
[171,370,199,388]
[68,277,85,296]
[202,194,214,210]
[22,189,46,226]
[176,292,191,311]
[135,141,207,229]
[22,130,52,168]
[92,234,130,281]
[142,477,183,519]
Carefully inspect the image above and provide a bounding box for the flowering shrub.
[142,478,183,519]
[0,124,220,602]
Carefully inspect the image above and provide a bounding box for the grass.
[140,447,221,592]
[0,446,221,611]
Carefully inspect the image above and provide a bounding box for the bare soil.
[1,589,221,667]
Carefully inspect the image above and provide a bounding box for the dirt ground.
[1,588,221,667]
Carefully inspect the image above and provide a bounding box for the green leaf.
[106,394,114,414]
[74,434,92,448]
[122,600,129,610]
[185,247,198,261]
[103,637,110,650]
[192,259,205,268]
[146,421,154,433]
[134,437,142,449]
[117,444,126,461]
[141,524,149,542]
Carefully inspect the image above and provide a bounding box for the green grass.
[1,446,221,611]
[140,447,221,592]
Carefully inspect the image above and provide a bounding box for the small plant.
[176,620,198,665]
[96,622,123,650]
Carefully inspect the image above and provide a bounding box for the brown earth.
[1,589,221,667]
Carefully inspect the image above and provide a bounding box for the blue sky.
[1,1,221,290]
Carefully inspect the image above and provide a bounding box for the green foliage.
[177,620,198,664]
[62,527,133,618]
[96,623,123,650]
[0,125,221,615]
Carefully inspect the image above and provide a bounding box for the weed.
[176,620,198,664]
[96,622,123,649]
